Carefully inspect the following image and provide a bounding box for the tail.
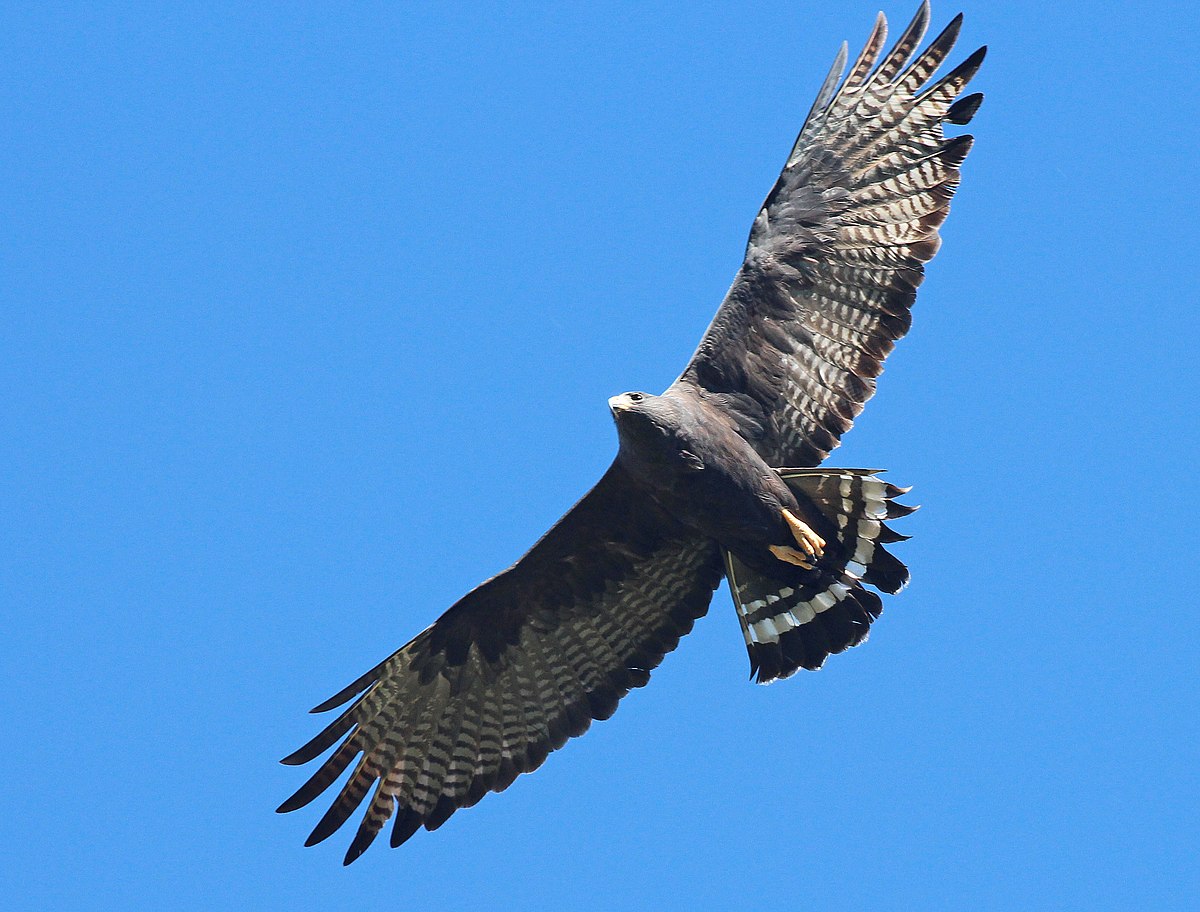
[725,469,915,684]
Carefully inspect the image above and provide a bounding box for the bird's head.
[608,389,695,477]
[608,390,683,444]
[608,390,655,416]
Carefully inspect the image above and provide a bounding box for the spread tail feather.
[726,468,914,684]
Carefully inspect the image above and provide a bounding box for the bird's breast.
[616,412,795,548]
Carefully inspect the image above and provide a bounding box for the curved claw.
[769,544,814,570]
[782,509,826,559]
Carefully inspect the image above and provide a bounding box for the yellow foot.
[769,544,814,570]
[782,509,826,560]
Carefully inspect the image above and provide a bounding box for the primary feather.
[679,1,984,467]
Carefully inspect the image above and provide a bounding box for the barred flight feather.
[279,464,724,864]
[677,0,983,469]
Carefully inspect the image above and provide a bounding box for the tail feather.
[726,468,914,684]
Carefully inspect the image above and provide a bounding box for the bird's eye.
[629,392,644,402]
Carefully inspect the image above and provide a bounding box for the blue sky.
[4,1,1197,909]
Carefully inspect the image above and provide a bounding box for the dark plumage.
[279,1,983,864]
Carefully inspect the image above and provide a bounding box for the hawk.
[279,1,984,864]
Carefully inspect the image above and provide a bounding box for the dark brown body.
[610,386,820,579]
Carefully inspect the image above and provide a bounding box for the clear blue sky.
[4,2,1197,909]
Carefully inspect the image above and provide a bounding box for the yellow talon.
[782,509,826,559]
[769,544,814,570]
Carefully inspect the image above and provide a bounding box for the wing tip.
[951,44,988,85]
[277,788,315,816]
[946,92,984,125]
[342,827,380,866]
[303,826,328,848]
[389,806,424,849]
[805,40,849,125]
[309,690,355,714]
[279,741,324,766]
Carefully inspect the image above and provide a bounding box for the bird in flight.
[279,1,984,864]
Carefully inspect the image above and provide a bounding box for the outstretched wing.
[278,462,724,864]
[676,2,984,467]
